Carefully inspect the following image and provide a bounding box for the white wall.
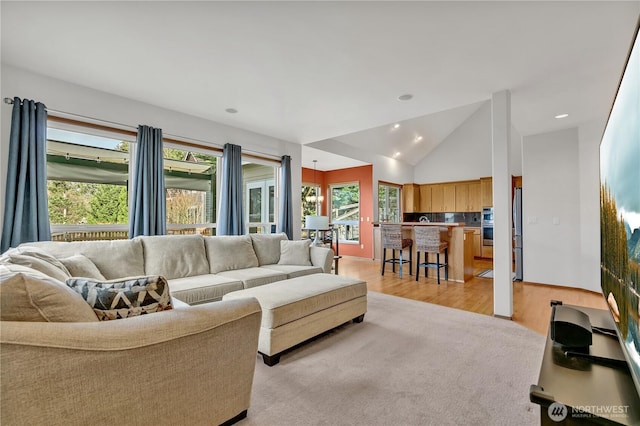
[577,120,606,293]
[413,101,523,184]
[522,128,588,289]
[0,65,304,239]
[414,102,492,183]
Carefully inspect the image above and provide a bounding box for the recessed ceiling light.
[414,136,423,142]
[554,113,568,119]
[397,94,413,101]
[392,123,401,129]
[393,152,401,158]
[225,108,238,114]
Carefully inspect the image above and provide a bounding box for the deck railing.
[50,222,275,242]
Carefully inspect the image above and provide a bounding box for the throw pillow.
[0,264,99,322]
[66,275,173,321]
[2,246,71,282]
[277,240,312,266]
[59,254,106,280]
[250,233,288,265]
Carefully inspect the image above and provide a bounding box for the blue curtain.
[1,97,51,252]
[217,143,245,235]
[277,155,293,239]
[128,125,166,237]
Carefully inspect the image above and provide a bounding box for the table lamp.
[306,215,330,246]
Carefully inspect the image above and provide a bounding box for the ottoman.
[223,273,367,366]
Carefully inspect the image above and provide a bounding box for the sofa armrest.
[310,246,334,273]
[1,298,262,425]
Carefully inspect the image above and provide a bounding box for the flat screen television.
[599,18,640,397]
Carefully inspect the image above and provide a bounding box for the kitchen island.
[373,222,475,282]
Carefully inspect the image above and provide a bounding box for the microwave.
[482,207,494,224]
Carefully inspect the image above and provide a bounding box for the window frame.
[329,181,360,245]
[378,181,402,223]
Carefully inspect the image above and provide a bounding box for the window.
[243,162,277,234]
[378,182,401,223]
[163,146,218,236]
[46,128,221,241]
[46,128,131,241]
[301,184,322,222]
[330,183,359,243]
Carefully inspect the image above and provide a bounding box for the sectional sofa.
[0,233,334,425]
[17,233,334,304]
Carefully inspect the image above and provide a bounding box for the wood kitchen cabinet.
[443,183,456,212]
[467,227,481,257]
[480,177,493,207]
[468,182,481,211]
[455,183,469,212]
[430,184,444,212]
[419,185,432,212]
[403,184,420,213]
[454,181,481,212]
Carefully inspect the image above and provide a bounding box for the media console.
[530,303,640,425]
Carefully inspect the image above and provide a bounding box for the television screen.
[599,20,640,395]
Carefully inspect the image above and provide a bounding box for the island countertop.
[372,222,475,282]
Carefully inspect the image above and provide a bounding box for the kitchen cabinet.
[468,182,481,211]
[513,175,522,189]
[455,183,469,212]
[473,228,481,257]
[454,181,481,212]
[403,183,420,213]
[430,184,444,212]
[443,183,456,212]
[480,177,493,207]
[419,185,432,212]
[481,245,493,259]
[465,227,482,257]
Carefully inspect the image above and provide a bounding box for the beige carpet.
[242,291,545,426]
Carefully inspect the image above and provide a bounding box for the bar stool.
[381,224,413,278]
[415,226,448,284]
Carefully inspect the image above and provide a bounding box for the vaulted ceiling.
[2,1,638,170]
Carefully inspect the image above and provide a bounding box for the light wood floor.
[338,255,607,336]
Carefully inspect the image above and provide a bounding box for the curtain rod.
[3,97,281,164]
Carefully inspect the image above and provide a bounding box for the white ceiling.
[2,1,638,170]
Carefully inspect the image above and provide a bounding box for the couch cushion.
[138,235,209,279]
[223,273,367,328]
[216,267,287,289]
[168,274,244,305]
[204,235,259,274]
[261,264,323,279]
[278,239,312,266]
[0,264,99,322]
[250,233,288,265]
[66,275,173,321]
[1,246,71,282]
[59,254,106,280]
[22,240,145,279]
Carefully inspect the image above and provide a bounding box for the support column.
[491,90,513,319]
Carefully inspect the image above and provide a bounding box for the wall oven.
[481,207,494,246]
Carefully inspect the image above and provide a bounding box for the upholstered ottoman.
[223,273,367,366]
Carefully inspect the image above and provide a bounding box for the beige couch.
[0,263,262,425]
[0,233,333,425]
[20,233,334,304]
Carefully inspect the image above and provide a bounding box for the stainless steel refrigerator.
[513,187,523,281]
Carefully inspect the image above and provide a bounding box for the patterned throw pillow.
[66,275,173,321]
